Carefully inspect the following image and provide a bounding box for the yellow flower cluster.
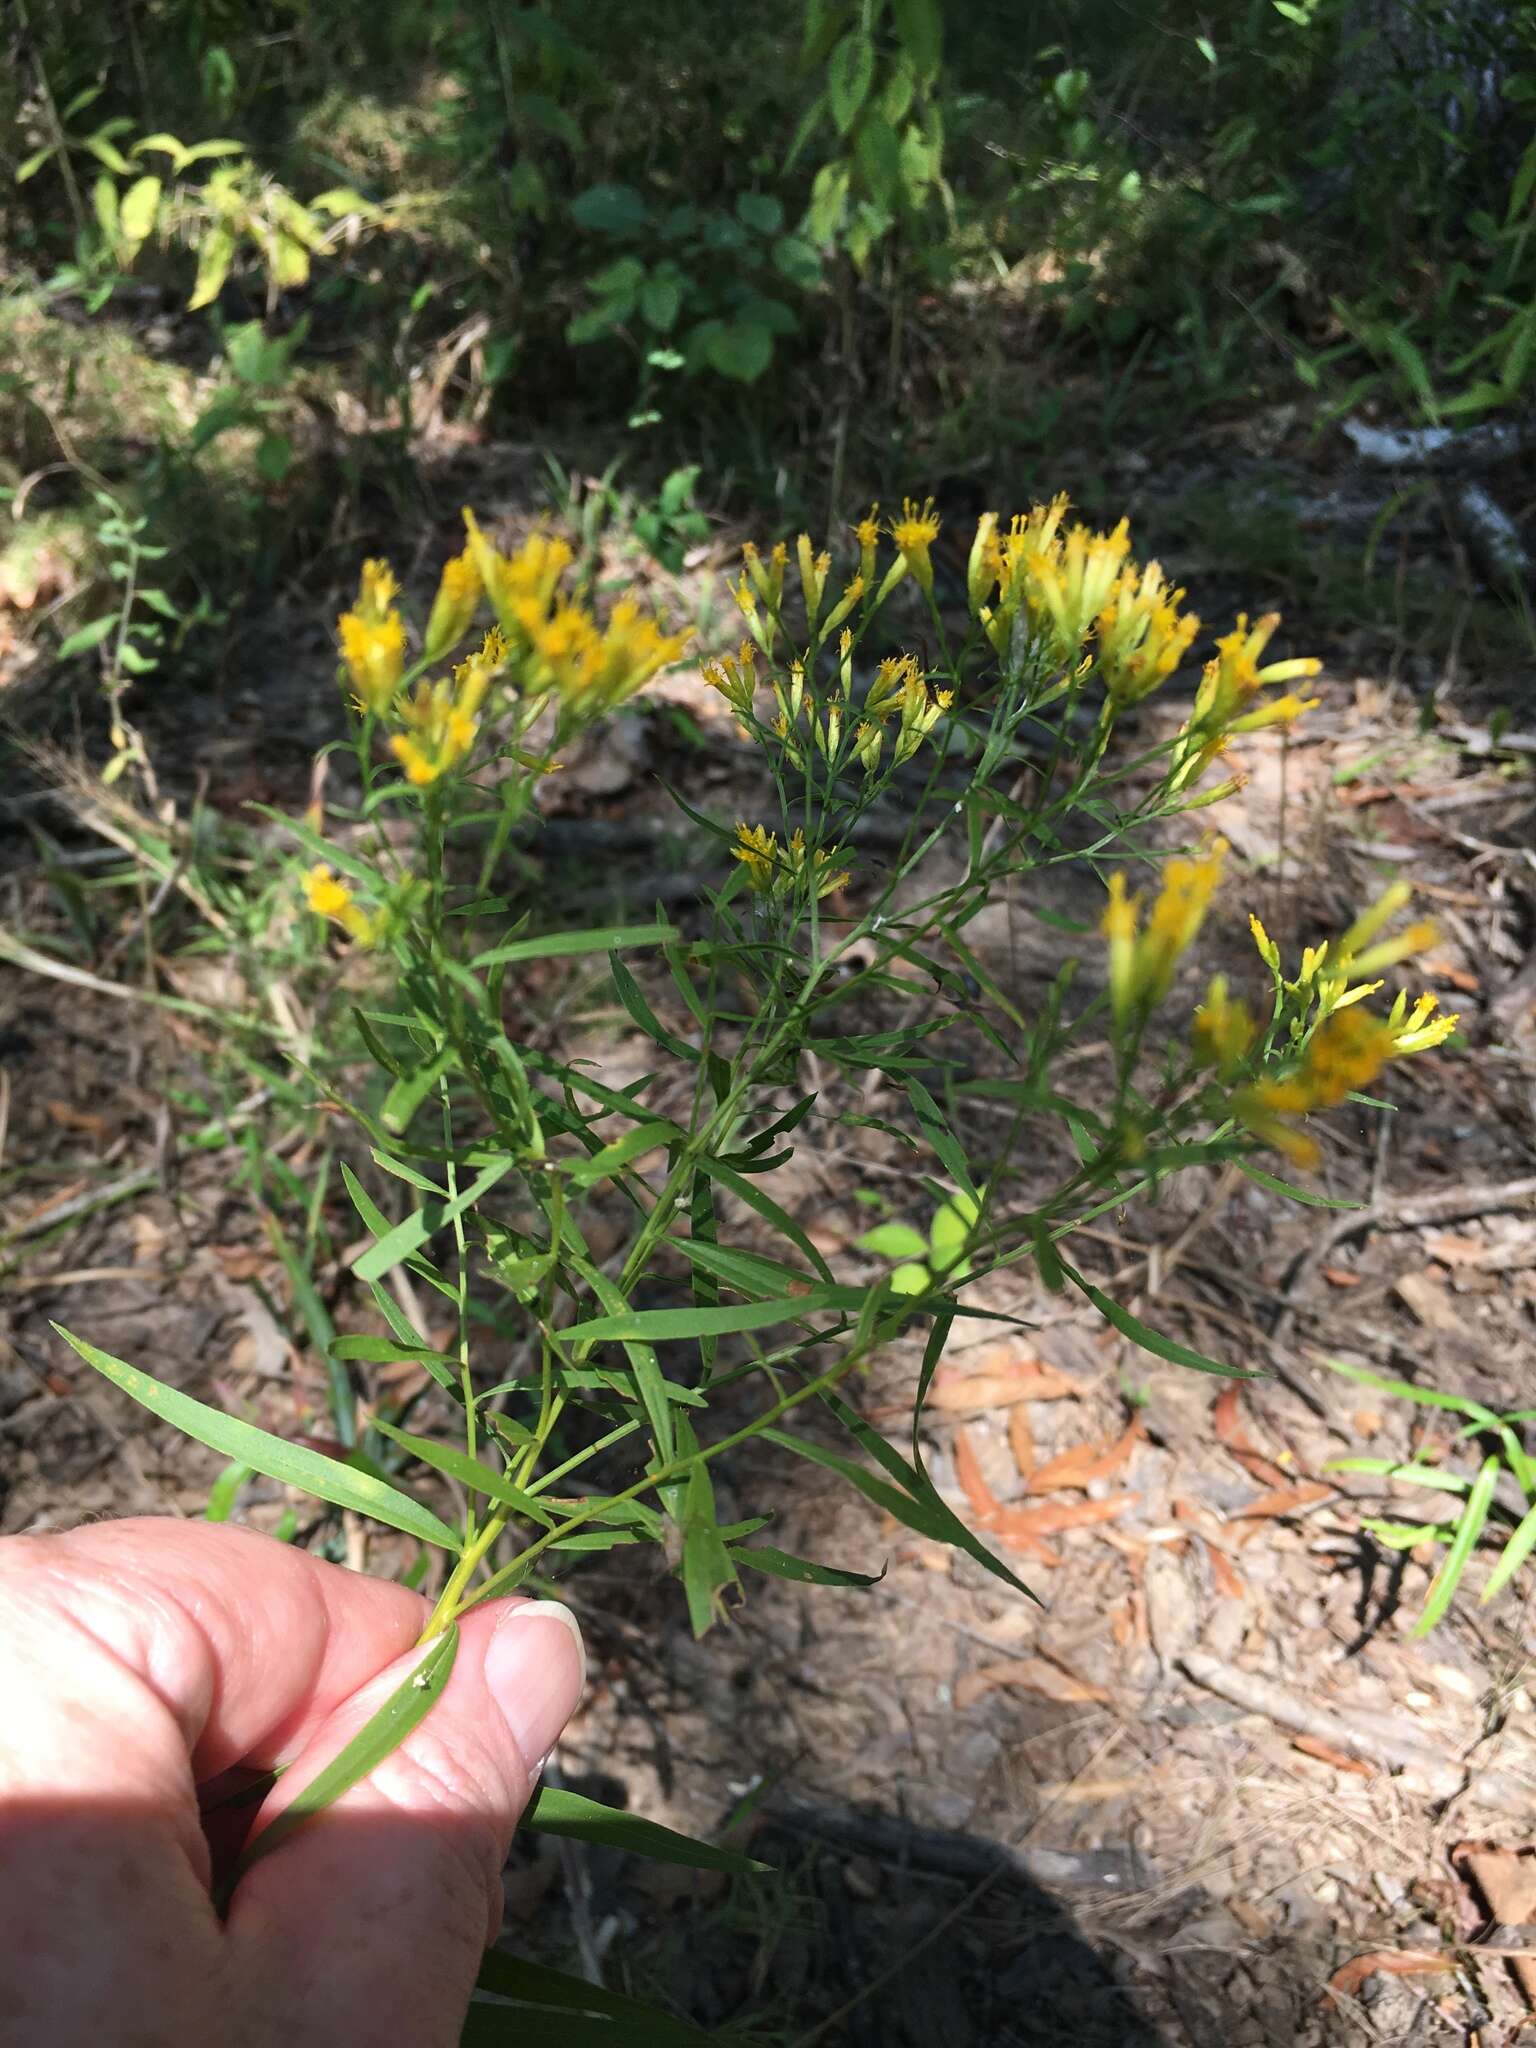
[1191,974,1256,1077]
[1101,840,1227,1027]
[334,510,689,790]
[863,652,954,768]
[338,557,407,715]
[702,640,760,718]
[732,824,850,901]
[736,532,867,655]
[304,863,376,946]
[390,629,504,787]
[1234,886,1458,1167]
[1172,614,1322,789]
[1095,561,1202,707]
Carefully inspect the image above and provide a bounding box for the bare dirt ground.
[3,422,1536,2045]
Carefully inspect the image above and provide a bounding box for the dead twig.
[1179,1650,1535,1807]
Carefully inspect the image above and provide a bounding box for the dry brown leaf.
[1206,1543,1246,1601]
[1007,1402,1035,1484]
[1028,1416,1144,1494]
[1422,957,1480,994]
[1425,1233,1489,1268]
[1352,1408,1384,1438]
[1321,1265,1363,1287]
[953,1423,1001,1521]
[1212,1383,1291,1489]
[1325,1951,1451,2007]
[927,1354,1079,1412]
[1231,1480,1331,1521]
[1452,1842,1536,2007]
[1292,1733,1374,1777]
[954,1657,1110,1711]
[990,1494,1138,1549]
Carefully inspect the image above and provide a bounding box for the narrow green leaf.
[229,1626,458,1894]
[567,1292,853,1342]
[570,1119,680,1186]
[1363,1518,1451,1550]
[1414,1455,1498,1634]
[470,1951,718,2044]
[55,1326,461,1551]
[523,1786,765,1873]
[1063,1265,1259,1378]
[1236,1160,1364,1210]
[1323,1356,1499,1425]
[372,1419,553,1524]
[733,1544,884,1588]
[1481,1499,1536,1606]
[204,1460,252,1523]
[354,1160,514,1283]
[694,1153,835,1282]
[610,955,698,1062]
[1327,1458,1471,1494]
[904,1078,978,1201]
[472,924,675,967]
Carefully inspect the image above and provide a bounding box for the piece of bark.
[1452,1841,1536,2008]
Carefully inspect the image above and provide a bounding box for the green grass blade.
[1413,1455,1498,1636]
[227,1625,458,1897]
[1481,1498,1536,1606]
[469,1952,719,2044]
[1323,1356,1500,1425]
[55,1325,461,1552]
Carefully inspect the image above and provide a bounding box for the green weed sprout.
[1327,1358,1536,1635]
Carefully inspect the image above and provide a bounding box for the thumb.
[227,1596,584,2048]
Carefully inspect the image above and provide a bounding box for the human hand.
[0,1516,585,2047]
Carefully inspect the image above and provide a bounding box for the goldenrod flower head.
[796,534,830,631]
[889,496,941,594]
[702,640,759,718]
[520,596,691,719]
[1095,560,1200,707]
[1249,913,1280,972]
[1192,974,1256,1077]
[357,558,400,624]
[463,509,574,639]
[733,822,781,894]
[303,862,376,946]
[967,511,999,616]
[1025,518,1132,666]
[866,653,923,720]
[338,608,406,715]
[1101,840,1226,1026]
[822,572,865,639]
[423,547,483,662]
[1387,990,1460,1055]
[1176,612,1323,786]
[786,828,851,900]
[854,717,884,776]
[1335,882,1436,980]
[853,505,881,586]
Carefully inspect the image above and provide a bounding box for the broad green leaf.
[229,1626,458,1896]
[56,615,118,660]
[523,1786,764,1872]
[890,0,943,79]
[828,30,875,133]
[1414,1455,1497,1634]
[857,1221,929,1260]
[1481,1499,1536,1606]
[1063,1266,1258,1378]
[55,1326,460,1551]
[472,924,675,967]
[119,173,163,252]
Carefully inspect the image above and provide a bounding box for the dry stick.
[1270,1175,1536,1350]
[1179,1651,1535,1808]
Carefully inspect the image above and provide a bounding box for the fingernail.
[484,1600,586,1773]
